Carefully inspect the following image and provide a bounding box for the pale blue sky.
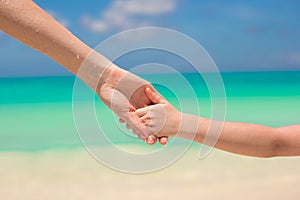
[1,0,300,77]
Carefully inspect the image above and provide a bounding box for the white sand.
[0,146,300,200]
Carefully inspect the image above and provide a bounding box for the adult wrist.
[76,50,118,92]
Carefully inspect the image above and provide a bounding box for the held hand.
[124,87,181,143]
[97,66,168,144]
[136,88,181,138]
[97,66,147,138]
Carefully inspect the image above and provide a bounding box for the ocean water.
[0,71,300,151]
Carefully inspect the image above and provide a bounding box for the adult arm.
[0,0,168,143]
[0,0,97,75]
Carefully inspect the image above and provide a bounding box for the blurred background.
[1,1,300,200]
[1,0,300,76]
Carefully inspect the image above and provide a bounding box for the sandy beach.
[1,146,299,200]
[1,72,300,200]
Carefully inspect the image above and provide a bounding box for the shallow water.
[0,71,300,150]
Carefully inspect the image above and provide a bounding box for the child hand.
[134,88,182,139]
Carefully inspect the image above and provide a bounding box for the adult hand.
[0,0,167,145]
[97,65,168,145]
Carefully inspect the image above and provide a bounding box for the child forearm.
[189,116,300,157]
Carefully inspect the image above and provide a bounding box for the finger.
[159,136,168,145]
[133,128,143,136]
[145,87,165,104]
[145,135,157,145]
[140,114,150,121]
[129,103,136,112]
[126,123,132,130]
[141,119,151,126]
[109,89,148,138]
[136,134,144,139]
[135,107,149,117]
[128,116,148,138]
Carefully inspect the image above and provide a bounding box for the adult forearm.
[0,0,111,87]
[0,0,168,144]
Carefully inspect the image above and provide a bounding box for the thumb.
[145,87,165,104]
[128,103,136,112]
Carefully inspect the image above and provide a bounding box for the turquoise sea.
[1,71,300,151]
